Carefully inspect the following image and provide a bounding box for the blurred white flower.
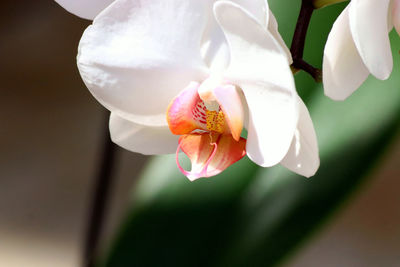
[323,0,400,100]
[54,0,115,20]
[59,0,319,179]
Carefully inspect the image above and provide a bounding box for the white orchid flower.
[59,0,319,180]
[323,0,400,100]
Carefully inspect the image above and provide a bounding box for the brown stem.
[290,0,321,82]
[83,111,117,267]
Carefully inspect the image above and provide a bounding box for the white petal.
[267,10,292,64]
[109,113,179,155]
[201,0,269,73]
[349,0,392,79]
[393,0,400,36]
[201,7,230,74]
[214,2,295,93]
[230,0,269,27]
[323,6,369,100]
[240,84,298,167]
[54,0,114,20]
[214,2,298,166]
[78,0,209,127]
[280,97,319,177]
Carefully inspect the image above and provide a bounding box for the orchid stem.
[290,0,322,82]
[84,111,117,267]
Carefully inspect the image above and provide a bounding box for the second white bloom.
[324,0,400,100]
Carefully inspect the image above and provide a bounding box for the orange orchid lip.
[166,80,246,180]
[176,133,246,181]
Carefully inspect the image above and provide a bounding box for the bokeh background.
[0,0,399,266]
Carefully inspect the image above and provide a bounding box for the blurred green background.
[0,0,399,267]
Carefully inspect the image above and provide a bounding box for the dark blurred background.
[0,1,399,266]
[0,1,146,266]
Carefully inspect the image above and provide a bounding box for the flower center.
[166,81,246,180]
[206,110,225,133]
[189,96,226,134]
[166,80,244,140]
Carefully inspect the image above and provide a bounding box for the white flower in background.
[324,0,400,100]
[56,0,319,180]
[54,0,115,20]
